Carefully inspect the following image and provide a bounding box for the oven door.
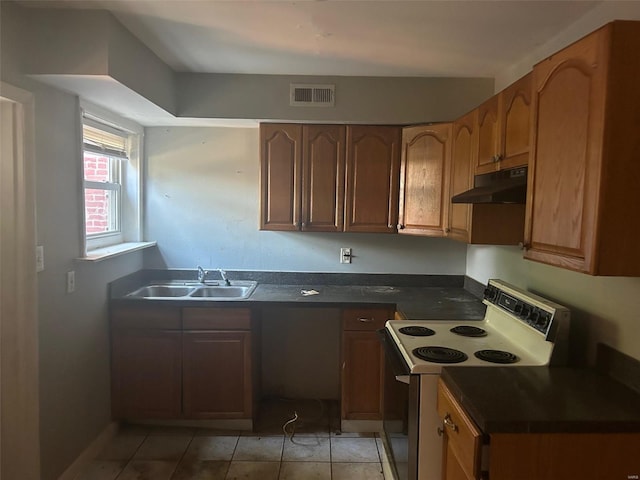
[378,328,419,480]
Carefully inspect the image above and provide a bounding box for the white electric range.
[378,279,571,480]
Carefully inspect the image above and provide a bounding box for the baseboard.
[57,422,119,480]
[340,419,382,433]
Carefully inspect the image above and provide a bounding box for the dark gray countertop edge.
[441,367,640,434]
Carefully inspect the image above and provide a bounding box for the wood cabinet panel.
[525,21,640,275]
[183,331,252,418]
[476,96,500,174]
[398,124,451,236]
[259,123,302,231]
[437,379,482,480]
[448,111,476,242]
[490,433,640,480]
[341,306,393,420]
[476,73,532,175]
[183,307,251,330]
[341,330,384,420]
[501,73,532,170]
[301,125,345,232]
[345,125,401,233]
[111,330,182,419]
[111,305,181,330]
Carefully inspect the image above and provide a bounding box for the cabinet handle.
[358,317,374,323]
[301,222,306,228]
[443,414,458,432]
[518,241,530,251]
[437,427,444,437]
[445,228,451,233]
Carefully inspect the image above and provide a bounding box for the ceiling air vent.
[290,84,335,107]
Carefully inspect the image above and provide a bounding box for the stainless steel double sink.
[126,281,257,300]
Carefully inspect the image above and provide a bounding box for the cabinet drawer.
[437,378,482,480]
[182,307,251,330]
[111,305,181,329]
[342,307,393,331]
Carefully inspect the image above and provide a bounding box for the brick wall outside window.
[84,153,112,234]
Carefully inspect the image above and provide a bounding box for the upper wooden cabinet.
[260,124,344,232]
[476,73,532,175]
[260,123,399,233]
[260,124,302,231]
[344,125,401,233]
[398,124,451,236]
[525,21,640,275]
[448,111,526,245]
[448,111,476,243]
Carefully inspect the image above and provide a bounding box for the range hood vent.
[290,84,335,107]
[451,167,528,204]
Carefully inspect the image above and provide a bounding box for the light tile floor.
[76,399,386,480]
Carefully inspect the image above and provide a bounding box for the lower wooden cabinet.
[437,379,483,480]
[341,307,394,420]
[437,378,640,480]
[110,305,254,420]
[183,330,252,419]
[111,329,182,419]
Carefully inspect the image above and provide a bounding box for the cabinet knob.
[518,241,530,251]
[301,222,306,228]
[437,427,444,437]
[443,414,458,432]
[397,224,405,230]
[445,228,451,233]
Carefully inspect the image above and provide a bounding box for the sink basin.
[190,285,254,299]
[127,285,196,298]
[126,281,257,300]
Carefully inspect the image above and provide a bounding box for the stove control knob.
[520,304,531,319]
[528,309,540,324]
[514,302,524,315]
[484,286,498,302]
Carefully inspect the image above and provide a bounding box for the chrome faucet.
[219,269,231,286]
[197,266,208,283]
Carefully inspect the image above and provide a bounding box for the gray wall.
[469,1,640,365]
[143,126,468,274]
[2,4,144,479]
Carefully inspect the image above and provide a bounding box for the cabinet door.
[260,123,303,231]
[475,96,500,174]
[183,331,252,418]
[398,124,451,236]
[111,330,182,419]
[301,125,346,232]
[524,28,605,273]
[341,307,393,420]
[341,330,384,420]
[499,72,532,170]
[345,125,401,233]
[448,111,476,243]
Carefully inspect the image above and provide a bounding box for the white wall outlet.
[340,247,352,264]
[66,271,75,293]
[36,245,44,272]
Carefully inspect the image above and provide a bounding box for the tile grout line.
[167,431,195,480]
[112,426,150,480]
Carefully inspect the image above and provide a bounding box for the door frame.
[0,82,40,480]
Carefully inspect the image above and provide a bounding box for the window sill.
[78,241,157,262]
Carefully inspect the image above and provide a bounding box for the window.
[83,122,126,239]
[80,104,148,258]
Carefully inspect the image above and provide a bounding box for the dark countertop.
[441,367,640,434]
[109,270,487,320]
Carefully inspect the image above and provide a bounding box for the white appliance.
[378,279,571,480]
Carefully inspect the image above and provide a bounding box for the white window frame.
[79,100,146,258]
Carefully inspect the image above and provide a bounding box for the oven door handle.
[377,328,411,376]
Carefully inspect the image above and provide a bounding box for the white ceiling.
[19,0,601,78]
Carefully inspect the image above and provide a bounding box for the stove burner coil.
[450,325,487,337]
[399,326,436,337]
[474,349,519,364]
[413,346,468,364]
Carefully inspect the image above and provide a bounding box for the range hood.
[451,166,528,204]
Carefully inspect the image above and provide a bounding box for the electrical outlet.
[66,271,75,294]
[340,247,352,264]
[36,245,44,272]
